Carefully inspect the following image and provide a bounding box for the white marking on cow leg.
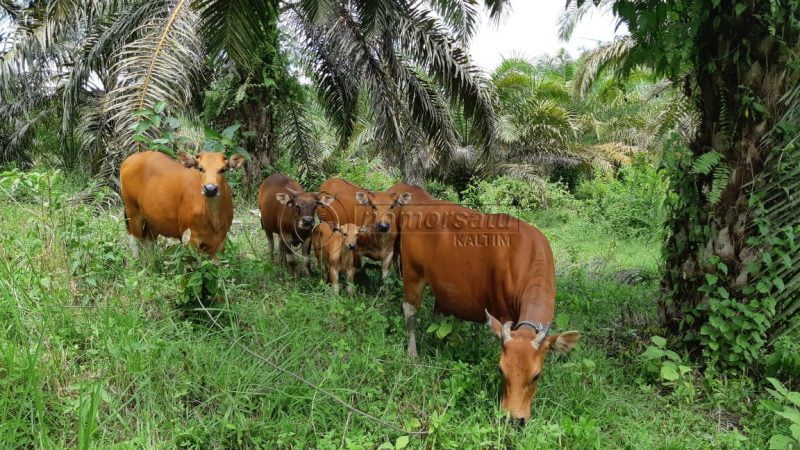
[128,235,140,258]
[329,267,339,295]
[345,268,356,296]
[403,302,418,358]
[381,252,393,281]
[181,228,192,244]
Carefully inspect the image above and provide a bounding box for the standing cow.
[120,151,244,257]
[318,178,411,279]
[258,173,332,274]
[311,222,360,295]
[398,200,580,424]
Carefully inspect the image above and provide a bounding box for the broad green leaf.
[426,324,438,334]
[777,409,800,424]
[153,100,167,114]
[221,124,241,140]
[660,362,679,381]
[786,392,800,408]
[436,321,453,339]
[768,378,790,396]
[641,346,665,360]
[769,434,794,449]
[651,336,667,348]
[395,435,410,449]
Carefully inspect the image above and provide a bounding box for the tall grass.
[0,169,773,447]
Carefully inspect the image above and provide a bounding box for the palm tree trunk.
[659,2,797,367]
[242,92,276,189]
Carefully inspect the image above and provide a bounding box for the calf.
[258,173,331,274]
[311,222,360,295]
[120,151,244,257]
[318,178,411,279]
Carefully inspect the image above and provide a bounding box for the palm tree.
[0,0,509,187]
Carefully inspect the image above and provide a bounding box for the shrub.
[574,157,668,238]
[424,180,459,202]
[461,176,547,213]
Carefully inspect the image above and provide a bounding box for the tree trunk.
[659,1,798,368]
[242,93,277,190]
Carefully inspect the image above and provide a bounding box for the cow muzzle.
[202,183,219,197]
[299,216,314,229]
[347,243,356,250]
[376,222,390,232]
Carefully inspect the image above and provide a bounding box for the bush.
[462,176,547,213]
[424,180,459,202]
[574,157,668,238]
[331,159,398,191]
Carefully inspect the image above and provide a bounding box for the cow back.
[399,202,555,325]
[317,178,372,226]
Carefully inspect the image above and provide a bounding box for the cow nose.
[348,243,356,250]
[202,183,219,197]
[376,222,390,232]
[301,216,314,226]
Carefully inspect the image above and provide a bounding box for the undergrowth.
[0,168,779,448]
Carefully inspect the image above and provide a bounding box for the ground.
[0,173,769,448]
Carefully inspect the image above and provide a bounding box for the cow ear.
[355,192,370,205]
[547,331,580,353]
[276,192,293,205]
[485,310,504,339]
[318,194,335,206]
[228,154,245,170]
[177,152,197,168]
[396,192,412,205]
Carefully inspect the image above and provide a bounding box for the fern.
[708,164,731,204]
[691,151,723,175]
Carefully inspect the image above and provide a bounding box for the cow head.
[334,223,360,251]
[355,191,411,233]
[178,152,244,198]
[486,311,580,425]
[276,190,334,231]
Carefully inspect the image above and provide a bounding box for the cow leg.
[278,238,290,268]
[381,251,394,281]
[124,205,146,258]
[266,232,275,258]
[329,266,340,295]
[300,239,311,276]
[345,266,356,296]
[403,278,425,358]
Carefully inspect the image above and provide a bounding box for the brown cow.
[318,178,411,279]
[397,201,579,424]
[258,173,332,274]
[120,151,244,257]
[311,222,360,295]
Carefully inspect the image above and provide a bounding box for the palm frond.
[573,36,635,98]
[99,0,204,177]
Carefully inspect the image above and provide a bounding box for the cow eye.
[532,373,541,383]
[198,166,205,173]
[218,168,226,174]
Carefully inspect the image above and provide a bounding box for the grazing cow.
[397,201,580,424]
[311,222,360,295]
[120,151,244,257]
[258,173,332,273]
[318,178,411,279]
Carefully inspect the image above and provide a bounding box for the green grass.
[0,171,774,448]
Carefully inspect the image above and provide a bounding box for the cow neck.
[200,182,229,232]
[515,302,553,329]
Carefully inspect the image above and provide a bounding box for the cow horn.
[532,323,551,349]
[501,321,513,344]
[286,187,301,196]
